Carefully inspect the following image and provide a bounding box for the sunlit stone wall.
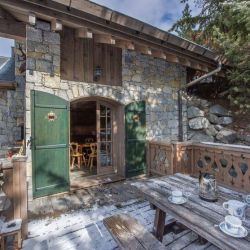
[25,20,187,199]
[0,42,25,152]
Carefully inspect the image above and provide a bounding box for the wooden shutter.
[31,90,70,197]
[125,101,147,177]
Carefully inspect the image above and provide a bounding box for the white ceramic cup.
[224,215,242,234]
[172,190,183,202]
[245,195,250,204]
[223,200,247,219]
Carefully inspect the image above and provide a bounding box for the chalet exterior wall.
[0,43,25,151]
[25,21,187,199]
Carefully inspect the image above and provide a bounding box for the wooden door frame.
[69,97,125,179]
[96,100,114,175]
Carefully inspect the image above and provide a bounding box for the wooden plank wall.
[61,27,122,86]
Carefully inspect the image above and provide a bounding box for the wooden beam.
[135,44,152,55]
[28,12,36,25]
[115,40,134,50]
[179,57,191,67]
[152,49,166,60]
[0,0,219,70]
[0,81,17,90]
[165,53,179,64]
[75,27,93,39]
[94,34,115,45]
[200,65,209,73]
[51,18,62,31]
[0,6,15,21]
[0,19,26,40]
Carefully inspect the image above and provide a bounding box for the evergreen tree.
[171,0,250,113]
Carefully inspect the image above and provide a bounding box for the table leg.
[1,236,5,250]
[150,203,156,210]
[17,231,22,249]
[153,208,166,242]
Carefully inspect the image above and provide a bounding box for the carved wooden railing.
[147,141,174,176]
[192,143,250,192]
[148,141,250,192]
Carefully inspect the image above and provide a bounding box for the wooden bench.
[103,214,220,250]
[104,213,166,250]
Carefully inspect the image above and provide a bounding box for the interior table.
[132,173,250,250]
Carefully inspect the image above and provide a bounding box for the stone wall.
[186,94,250,145]
[25,20,187,199]
[0,42,25,153]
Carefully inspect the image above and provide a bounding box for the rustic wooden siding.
[61,27,122,86]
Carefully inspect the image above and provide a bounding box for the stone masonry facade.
[0,42,25,152]
[25,20,187,199]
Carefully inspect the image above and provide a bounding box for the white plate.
[168,196,187,205]
[219,222,248,238]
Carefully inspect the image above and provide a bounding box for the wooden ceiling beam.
[115,40,135,50]
[28,12,36,25]
[151,49,166,60]
[200,65,209,73]
[135,44,152,55]
[75,27,93,39]
[51,18,63,31]
[0,19,26,40]
[94,34,115,45]
[165,53,179,64]
[0,6,15,21]
[178,57,191,67]
[0,0,218,70]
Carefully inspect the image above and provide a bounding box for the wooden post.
[146,141,150,176]
[12,156,28,239]
[153,208,166,242]
[1,161,14,221]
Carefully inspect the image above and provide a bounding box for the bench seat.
[104,213,166,250]
[104,213,220,250]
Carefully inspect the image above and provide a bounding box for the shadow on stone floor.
[28,178,146,220]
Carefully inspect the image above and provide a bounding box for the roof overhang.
[0,0,224,73]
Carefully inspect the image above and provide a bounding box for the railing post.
[172,143,177,174]
[12,155,28,239]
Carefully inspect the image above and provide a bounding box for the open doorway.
[70,98,123,187]
[70,101,97,178]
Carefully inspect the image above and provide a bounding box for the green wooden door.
[31,90,70,198]
[125,101,146,177]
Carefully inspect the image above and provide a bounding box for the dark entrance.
[70,99,116,184]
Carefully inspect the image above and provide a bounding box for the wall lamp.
[94,65,103,81]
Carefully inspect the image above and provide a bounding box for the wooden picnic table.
[133,173,250,250]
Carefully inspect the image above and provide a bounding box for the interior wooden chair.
[70,143,84,170]
[88,143,97,170]
[85,137,94,143]
[78,144,87,167]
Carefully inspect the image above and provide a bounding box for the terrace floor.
[28,178,144,220]
[21,179,218,250]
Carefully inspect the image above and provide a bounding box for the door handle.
[27,136,33,149]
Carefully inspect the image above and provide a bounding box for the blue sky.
[0,0,199,57]
[91,0,199,31]
[0,37,14,57]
